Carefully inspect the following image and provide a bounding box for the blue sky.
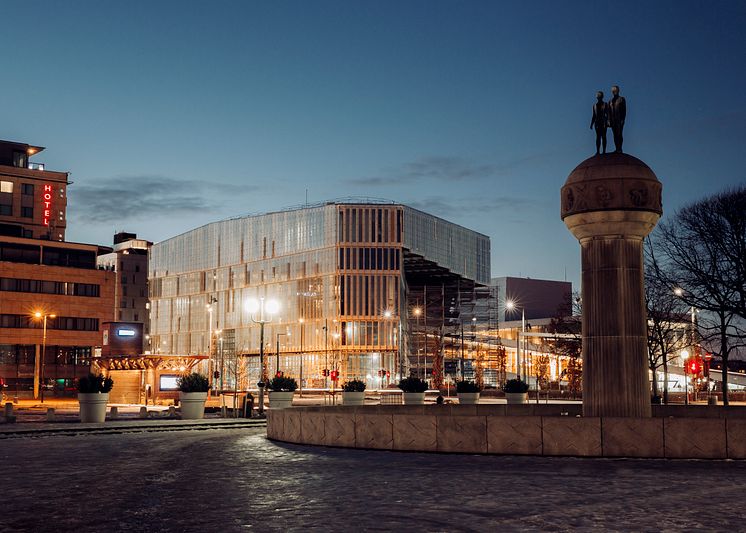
[3,0,744,287]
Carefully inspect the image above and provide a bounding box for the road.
[1,427,744,532]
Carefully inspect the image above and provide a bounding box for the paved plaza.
[1,427,744,532]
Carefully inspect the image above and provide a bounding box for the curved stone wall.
[267,405,746,459]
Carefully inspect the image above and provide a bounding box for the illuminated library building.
[148,201,492,389]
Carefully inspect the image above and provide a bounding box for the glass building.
[148,201,490,389]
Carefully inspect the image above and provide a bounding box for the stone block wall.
[266,405,743,459]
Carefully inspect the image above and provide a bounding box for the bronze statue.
[608,85,626,153]
[590,91,609,155]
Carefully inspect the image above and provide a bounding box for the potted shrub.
[455,380,482,405]
[268,375,297,409]
[503,378,529,405]
[398,377,428,405]
[342,379,366,406]
[78,373,114,423]
[177,373,209,419]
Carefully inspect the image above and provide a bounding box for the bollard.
[168,406,176,418]
[221,405,227,418]
[139,406,148,419]
[46,408,56,422]
[109,406,119,420]
[4,402,13,418]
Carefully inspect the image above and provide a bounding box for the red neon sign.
[42,184,52,226]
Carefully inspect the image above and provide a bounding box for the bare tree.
[645,241,688,403]
[547,292,582,395]
[649,186,746,405]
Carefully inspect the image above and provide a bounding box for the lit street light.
[506,300,526,381]
[246,297,280,417]
[33,311,56,403]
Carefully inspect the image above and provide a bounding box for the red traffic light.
[686,358,702,375]
[330,370,339,381]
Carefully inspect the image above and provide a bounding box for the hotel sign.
[42,184,53,226]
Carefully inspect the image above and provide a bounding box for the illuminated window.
[0,181,12,193]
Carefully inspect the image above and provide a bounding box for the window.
[1,181,13,193]
[12,152,27,168]
[21,207,33,218]
[21,184,34,195]
[0,204,11,216]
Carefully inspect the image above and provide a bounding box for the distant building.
[148,201,491,390]
[0,139,115,400]
[97,232,152,338]
[492,276,572,322]
[0,140,68,241]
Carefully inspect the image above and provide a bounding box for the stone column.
[561,154,662,418]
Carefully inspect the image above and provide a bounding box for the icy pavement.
[0,427,743,532]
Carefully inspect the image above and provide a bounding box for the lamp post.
[276,332,288,376]
[299,318,305,397]
[323,319,329,389]
[246,297,280,417]
[206,296,217,391]
[506,300,525,381]
[413,306,422,379]
[33,312,56,403]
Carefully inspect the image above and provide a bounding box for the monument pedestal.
[561,154,662,418]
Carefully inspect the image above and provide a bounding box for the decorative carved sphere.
[561,153,663,220]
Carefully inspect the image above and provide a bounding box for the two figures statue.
[590,85,626,155]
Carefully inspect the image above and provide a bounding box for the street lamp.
[276,332,288,376]
[413,306,422,379]
[299,318,305,397]
[206,296,218,390]
[505,300,526,381]
[33,311,56,403]
[246,297,280,417]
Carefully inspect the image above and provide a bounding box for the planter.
[78,392,109,423]
[402,392,425,405]
[457,392,480,405]
[342,391,365,406]
[180,391,208,419]
[269,391,295,409]
[505,392,528,405]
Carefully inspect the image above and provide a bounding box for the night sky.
[3,1,744,287]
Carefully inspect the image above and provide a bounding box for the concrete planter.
[269,391,295,409]
[458,392,480,405]
[506,392,528,405]
[78,393,109,423]
[343,391,365,406]
[402,392,425,405]
[179,391,208,419]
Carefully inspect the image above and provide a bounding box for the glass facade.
[148,201,490,389]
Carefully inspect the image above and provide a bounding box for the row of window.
[0,344,92,365]
[0,315,99,331]
[339,274,399,317]
[0,182,35,195]
[0,277,100,297]
[338,206,403,244]
[338,247,401,271]
[0,242,97,269]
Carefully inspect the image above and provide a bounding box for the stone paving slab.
[2,427,745,531]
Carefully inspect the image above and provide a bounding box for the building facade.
[97,232,152,336]
[148,201,490,389]
[0,140,67,241]
[0,139,115,399]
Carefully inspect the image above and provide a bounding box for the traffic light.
[322,369,329,377]
[275,371,284,378]
[330,370,339,381]
[686,358,702,375]
[213,370,220,379]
